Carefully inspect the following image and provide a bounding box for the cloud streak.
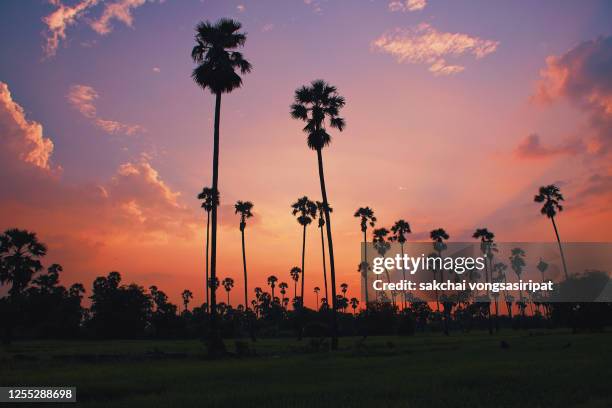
[372,23,499,75]
[514,134,584,159]
[388,0,426,12]
[67,84,144,136]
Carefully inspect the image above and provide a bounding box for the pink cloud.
[514,133,584,159]
[388,0,426,12]
[90,0,147,35]
[67,84,145,136]
[42,0,99,57]
[371,23,499,76]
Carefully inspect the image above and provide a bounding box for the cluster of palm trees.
[191,17,571,352]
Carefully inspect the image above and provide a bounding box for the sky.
[0,0,611,307]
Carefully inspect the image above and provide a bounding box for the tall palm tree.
[197,186,218,311]
[291,196,317,303]
[222,277,234,306]
[235,200,254,309]
[354,207,376,307]
[534,185,568,279]
[473,228,495,334]
[290,267,301,304]
[267,275,278,299]
[191,18,251,352]
[0,228,47,296]
[390,219,411,309]
[430,228,449,312]
[314,286,320,308]
[509,247,526,316]
[181,289,193,312]
[291,79,345,350]
[340,283,348,299]
[316,201,332,303]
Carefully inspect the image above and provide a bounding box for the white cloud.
[372,23,499,76]
[389,0,426,12]
[67,84,144,136]
[236,4,245,13]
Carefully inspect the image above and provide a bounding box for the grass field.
[1,330,611,407]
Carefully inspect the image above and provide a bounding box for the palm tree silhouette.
[390,219,411,309]
[534,185,568,279]
[314,286,320,308]
[350,297,359,315]
[267,275,278,299]
[290,267,301,305]
[181,289,193,312]
[0,228,47,296]
[191,18,251,352]
[354,207,376,307]
[291,79,345,350]
[430,228,449,312]
[291,196,317,303]
[197,186,218,311]
[340,283,348,299]
[279,281,288,309]
[221,277,234,306]
[315,201,332,303]
[509,248,526,316]
[473,228,495,334]
[235,200,254,309]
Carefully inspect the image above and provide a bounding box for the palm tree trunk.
[208,92,223,355]
[320,225,329,302]
[363,229,369,307]
[241,227,248,310]
[316,148,338,350]
[551,216,569,279]
[205,210,210,311]
[401,243,406,310]
[227,291,230,306]
[300,224,306,303]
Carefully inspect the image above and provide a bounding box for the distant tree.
[222,278,234,306]
[390,219,411,309]
[198,186,218,311]
[181,289,193,312]
[430,228,449,312]
[291,196,317,303]
[279,282,289,309]
[354,207,376,306]
[350,297,359,315]
[267,275,278,299]
[340,283,348,299]
[534,185,568,279]
[235,200,254,309]
[291,79,346,350]
[314,286,320,307]
[290,267,301,304]
[192,18,251,354]
[509,248,527,316]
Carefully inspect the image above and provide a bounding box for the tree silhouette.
[350,297,359,315]
[197,186,218,311]
[290,267,301,306]
[291,79,345,350]
[534,185,568,279]
[267,275,278,300]
[473,228,495,334]
[279,281,288,309]
[291,196,317,303]
[181,289,193,312]
[390,219,411,309]
[354,207,376,307]
[0,228,47,296]
[430,228,449,312]
[222,277,234,306]
[235,200,254,309]
[314,286,320,308]
[509,248,526,316]
[191,18,251,355]
[316,201,332,303]
[340,282,348,298]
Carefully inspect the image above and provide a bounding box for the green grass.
[1,330,611,407]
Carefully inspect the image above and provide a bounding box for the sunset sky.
[1,0,611,307]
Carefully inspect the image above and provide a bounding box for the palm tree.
[279,282,288,309]
[354,207,376,307]
[222,277,234,306]
[0,228,47,296]
[291,79,345,350]
[290,267,301,303]
[390,219,411,309]
[267,275,278,299]
[291,196,317,303]
[350,297,359,315]
[509,248,526,316]
[197,186,218,311]
[181,289,193,312]
[473,228,495,334]
[534,185,568,279]
[340,283,348,298]
[316,201,332,303]
[235,200,254,309]
[314,286,320,308]
[430,228,449,312]
[191,18,251,352]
